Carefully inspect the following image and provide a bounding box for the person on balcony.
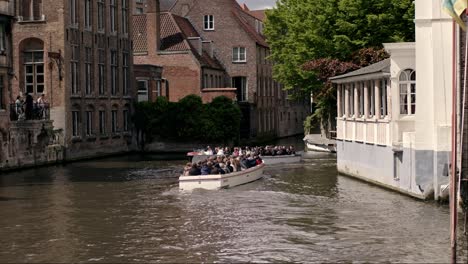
[37,93,47,119]
[15,96,22,114]
[25,92,33,120]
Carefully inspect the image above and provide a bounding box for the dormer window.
[204,15,214,30]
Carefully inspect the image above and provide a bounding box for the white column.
[337,84,342,117]
[364,81,369,118]
[354,82,359,118]
[344,84,349,118]
[375,79,381,120]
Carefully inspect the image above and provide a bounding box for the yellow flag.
[443,0,468,30]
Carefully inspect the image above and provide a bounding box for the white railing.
[337,118,391,146]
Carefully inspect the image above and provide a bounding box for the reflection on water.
[0,153,463,263]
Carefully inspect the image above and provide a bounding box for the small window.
[204,15,214,30]
[86,110,93,136]
[84,0,92,29]
[72,110,80,137]
[233,47,246,63]
[137,80,148,102]
[98,0,105,31]
[123,109,129,132]
[135,7,144,14]
[99,110,106,135]
[399,69,416,115]
[111,110,118,133]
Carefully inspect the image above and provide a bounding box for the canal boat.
[179,162,265,191]
[260,154,302,165]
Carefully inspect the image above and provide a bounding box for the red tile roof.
[248,10,266,22]
[160,13,224,70]
[232,10,268,48]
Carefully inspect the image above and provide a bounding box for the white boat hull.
[261,155,302,165]
[179,163,265,191]
[306,142,336,153]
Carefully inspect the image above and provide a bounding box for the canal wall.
[336,140,449,200]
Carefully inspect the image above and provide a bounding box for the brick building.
[9,0,136,160]
[161,0,309,138]
[132,0,236,103]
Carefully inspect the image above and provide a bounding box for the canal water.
[0,149,466,262]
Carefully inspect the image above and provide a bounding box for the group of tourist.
[183,145,297,176]
[201,145,296,157]
[183,154,263,176]
[14,93,48,121]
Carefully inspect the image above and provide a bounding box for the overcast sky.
[237,0,277,10]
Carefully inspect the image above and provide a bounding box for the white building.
[331,0,453,200]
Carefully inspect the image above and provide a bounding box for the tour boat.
[260,154,302,165]
[179,162,265,191]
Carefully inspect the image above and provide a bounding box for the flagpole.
[451,19,458,264]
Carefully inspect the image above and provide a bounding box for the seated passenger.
[183,163,192,176]
[189,164,201,176]
[201,162,212,175]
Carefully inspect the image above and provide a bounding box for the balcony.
[10,103,50,121]
[0,1,14,17]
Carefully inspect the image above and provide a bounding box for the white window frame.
[203,15,214,30]
[233,47,246,63]
[24,50,45,95]
[137,79,149,102]
[399,69,416,115]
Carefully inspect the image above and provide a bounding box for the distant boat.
[261,154,302,164]
[305,141,336,153]
[179,162,265,191]
[304,134,336,153]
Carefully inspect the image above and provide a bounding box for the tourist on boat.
[183,163,192,176]
[217,147,224,155]
[188,163,201,176]
[204,146,213,155]
[201,162,212,175]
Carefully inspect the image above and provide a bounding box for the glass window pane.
[37,85,44,93]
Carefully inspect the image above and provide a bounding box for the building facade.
[10,0,136,161]
[332,0,452,200]
[132,0,236,104]
[168,0,308,138]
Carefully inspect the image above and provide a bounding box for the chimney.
[188,37,202,55]
[146,0,161,52]
[202,40,214,58]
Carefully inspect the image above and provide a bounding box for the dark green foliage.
[134,95,241,143]
[264,0,414,134]
[264,0,415,96]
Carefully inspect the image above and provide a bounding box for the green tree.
[264,0,414,135]
[264,0,414,96]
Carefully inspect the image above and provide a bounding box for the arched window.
[20,38,44,95]
[399,69,416,115]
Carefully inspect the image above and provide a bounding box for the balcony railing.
[10,103,50,121]
[0,1,14,17]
